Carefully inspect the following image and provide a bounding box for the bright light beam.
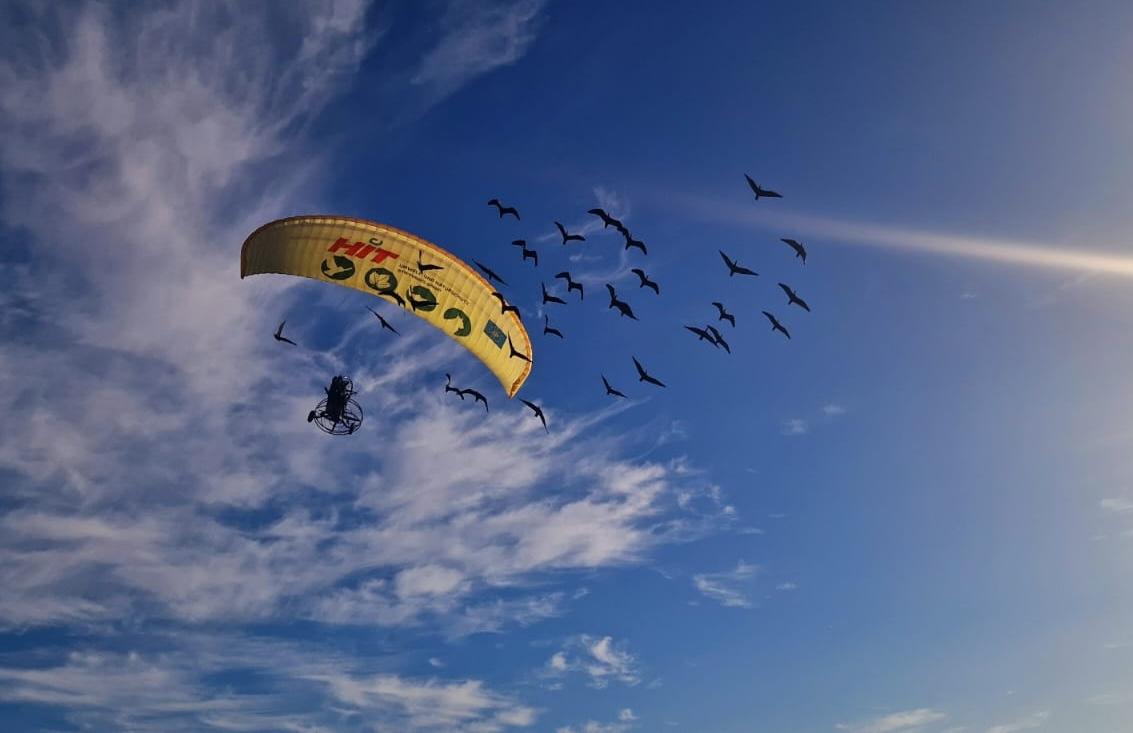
[674,194,1133,278]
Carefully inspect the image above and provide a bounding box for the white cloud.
[618,708,638,721]
[0,635,537,733]
[836,708,948,733]
[411,0,546,107]
[822,403,847,417]
[544,636,640,688]
[1100,497,1133,514]
[316,672,536,731]
[782,419,809,436]
[692,561,757,608]
[395,564,468,598]
[558,720,631,733]
[776,582,798,591]
[985,711,1050,733]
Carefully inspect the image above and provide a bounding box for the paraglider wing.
[241,215,533,397]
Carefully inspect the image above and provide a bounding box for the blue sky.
[1,1,1133,732]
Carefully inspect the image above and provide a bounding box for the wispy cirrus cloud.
[411,0,546,110]
[0,634,537,733]
[692,561,758,608]
[1100,497,1133,514]
[557,720,633,733]
[985,711,1050,733]
[544,635,641,688]
[836,708,948,733]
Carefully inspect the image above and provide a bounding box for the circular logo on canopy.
[321,255,355,280]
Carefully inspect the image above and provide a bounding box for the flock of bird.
[276,173,815,434]
[446,173,814,432]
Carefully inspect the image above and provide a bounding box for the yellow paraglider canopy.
[241,215,532,397]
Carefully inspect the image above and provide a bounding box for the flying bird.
[685,325,715,344]
[406,291,435,311]
[554,271,583,299]
[632,356,666,388]
[555,221,586,245]
[606,283,638,320]
[630,268,660,294]
[491,291,520,316]
[706,325,731,353]
[519,398,548,432]
[588,208,627,234]
[380,288,406,308]
[508,333,531,363]
[444,373,463,397]
[416,251,443,274]
[474,260,507,286]
[778,283,811,312]
[744,174,782,200]
[511,240,539,267]
[719,250,758,277]
[711,301,736,327]
[762,310,791,340]
[780,238,807,263]
[622,230,647,255]
[488,198,520,219]
[459,387,489,412]
[602,375,626,398]
[543,315,563,339]
[541,282,567,306]
[366,306,399,335]
[273,320,297,346]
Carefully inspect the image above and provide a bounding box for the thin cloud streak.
[671,193,1133,278]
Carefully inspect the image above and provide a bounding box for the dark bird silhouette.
[488,198,520,219]
[602,375,626,398]
[508,334,531,363]
[606,283,638,320]
[459,387,489,412]
[711,301,736,327]
[588,208,627,234]
[543,315,563,339]
[762,310,791,340]
[706,325,731,353]
[366,306,399,335]
[416,251,443,274]
[541,282,566,306]
[719,250,758,277]
[555,221,585,245]
[491,291,520,317]
[622,230,647,255]
[630,268,660,294]
[273,320,297,346]
[744,174,782,200]
[554,271,583,299]
[407,291,436,311]
[474,260,507,286]
[685,325,715,343]
[632,356,666,388]
[519,398,548,432]
[511,239,539,267]
[444,373,463,397]
[778,283,811,312]
[780,238,807,263]
[380,288,406,308]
